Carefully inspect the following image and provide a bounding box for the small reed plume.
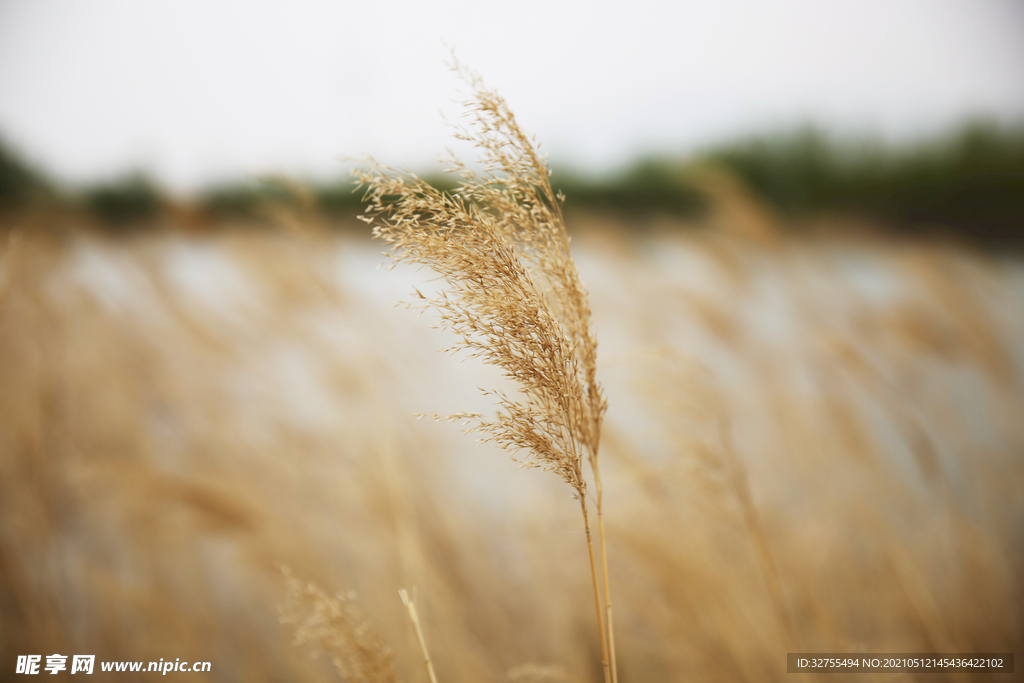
[352,59,618,683]
[280,568,397,683]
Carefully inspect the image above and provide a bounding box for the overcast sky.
[1,0,1022,191]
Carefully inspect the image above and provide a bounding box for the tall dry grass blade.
[719,418,798,652]
[353,59,615,681]
[399,589,440,683]
[594,473,617,683]
[580,497,611,683]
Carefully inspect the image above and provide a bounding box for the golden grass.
[0,211,1021,681]
[353,61,615,682]
[0,86,1022,681]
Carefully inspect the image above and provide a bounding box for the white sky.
[0,0,1022,191]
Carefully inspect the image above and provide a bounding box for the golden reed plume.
[352,59,618,683]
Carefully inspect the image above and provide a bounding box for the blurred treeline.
[1,121,1022,246]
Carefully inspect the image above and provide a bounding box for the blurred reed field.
[2,108,1024,681]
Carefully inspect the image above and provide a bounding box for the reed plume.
[281,568,397,683]
[352,60,617,682]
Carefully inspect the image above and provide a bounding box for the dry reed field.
[1,75,1023,682]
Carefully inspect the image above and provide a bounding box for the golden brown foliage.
[0,217,1021,682]
[1,103,1022,683]
[352,63,618,681]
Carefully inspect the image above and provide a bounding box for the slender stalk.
[719,418,798,652]
[399,589,440,683]
[579,497,612,683]
[592,458,618,683]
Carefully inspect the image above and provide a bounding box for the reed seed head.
[352,60,606,500]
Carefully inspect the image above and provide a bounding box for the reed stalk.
[399,589,440,683]
[354,59,617,681]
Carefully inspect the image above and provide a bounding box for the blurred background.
[1,1,1022,681]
